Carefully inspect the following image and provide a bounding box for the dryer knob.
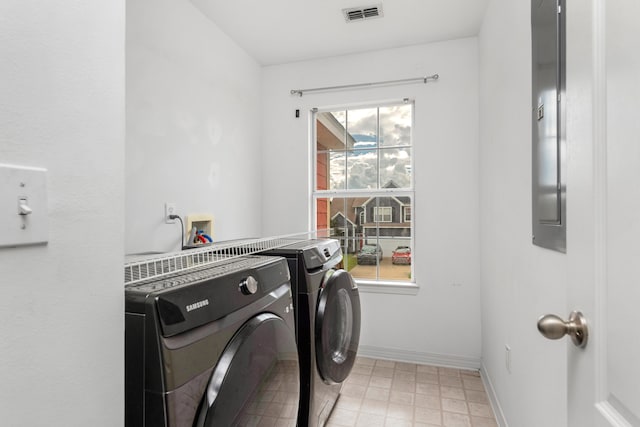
[239,276,258,295]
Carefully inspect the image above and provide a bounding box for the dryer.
[125,255,299,427]
[262,239,361,427]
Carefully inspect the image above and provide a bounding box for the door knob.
[537,310,588,348]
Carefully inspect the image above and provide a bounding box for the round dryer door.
[315,269,361,384]
[194,313,300,427]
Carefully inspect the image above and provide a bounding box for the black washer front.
[315,269,361,384]
[124,255,298,427]
[195,313,299,427]
[258,238,361,427]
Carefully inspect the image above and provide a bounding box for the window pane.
[317,111,348,150]
[316,111,349,191]
[347,108,378,151]
[318,150,346,191]
[321,197,363,274]
[380,104,412,147]
[346,196,412,282]
[379,147,412,189]
[316,197,334,232]
[347,149,377,190]
[316,150,330,191]
[332,111,347,131]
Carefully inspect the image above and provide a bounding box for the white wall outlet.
[165,203,176,223]
[505,344,512,373]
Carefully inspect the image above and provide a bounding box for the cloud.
[326,105,412,189]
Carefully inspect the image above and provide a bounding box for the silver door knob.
[537,310,588,348]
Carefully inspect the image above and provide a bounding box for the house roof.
[330,197,369,224]
[359,195,412,207]
[331,211,356,227]
[317,112,355,150]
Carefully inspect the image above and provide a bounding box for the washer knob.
[239,276,258,295]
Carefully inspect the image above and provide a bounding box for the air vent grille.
[343,5,383,22]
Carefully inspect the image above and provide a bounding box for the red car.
[391,246,411,265]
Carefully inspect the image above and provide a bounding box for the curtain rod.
[290,73,439,97]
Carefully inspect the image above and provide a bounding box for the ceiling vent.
[343,5,383,22]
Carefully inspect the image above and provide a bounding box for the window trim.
[310,101,415,288]
[356,280,419,295]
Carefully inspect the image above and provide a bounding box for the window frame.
[311,100,416,291]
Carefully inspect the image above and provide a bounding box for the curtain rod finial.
[424,73,439,83]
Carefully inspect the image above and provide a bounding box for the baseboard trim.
[480,361,508,427]
[357,345,481,371]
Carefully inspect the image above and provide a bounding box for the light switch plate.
[0,164,48,248]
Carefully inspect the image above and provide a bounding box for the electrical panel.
[531,0,566,252]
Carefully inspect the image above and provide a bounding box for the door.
[194,313,300,427]
[315,269,361,384]
[563,0,640,425]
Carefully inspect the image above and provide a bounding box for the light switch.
[0,164,48,248]
[18,198,33,215]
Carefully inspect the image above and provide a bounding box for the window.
[404,206,412,222]
[313,102,414,284]
[373,207,392,222]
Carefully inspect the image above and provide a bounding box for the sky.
[324,104,413,190]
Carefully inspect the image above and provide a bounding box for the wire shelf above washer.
[124,231,331,285]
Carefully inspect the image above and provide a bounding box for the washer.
[262,239,361,427]
[125,255,299,427]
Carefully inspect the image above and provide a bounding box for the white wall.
[126,0,264,254]
[479,1,568,425]
[262,39,482,364]
[0,1,124,426]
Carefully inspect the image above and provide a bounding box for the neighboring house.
[329,181,411,253]
[355,181,412,240]
[329,197,368,253]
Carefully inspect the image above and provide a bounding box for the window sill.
[355,280,419,295]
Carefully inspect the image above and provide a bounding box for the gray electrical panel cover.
[531,0,566,252]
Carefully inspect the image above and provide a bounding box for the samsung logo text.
[186,299,210,312]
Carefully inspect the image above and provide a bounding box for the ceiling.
[189,0,490,66]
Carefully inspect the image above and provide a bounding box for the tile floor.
[326,357,498,427]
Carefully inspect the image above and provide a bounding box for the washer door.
[194,313,299,427]
[315,269,361,384]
